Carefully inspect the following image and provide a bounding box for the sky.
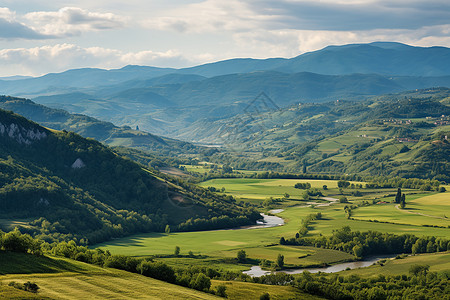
[1,0,450,77]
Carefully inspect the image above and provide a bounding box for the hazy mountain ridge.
[0,95,204,156]
[1,42,450,140]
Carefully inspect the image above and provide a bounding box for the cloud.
[231,23,450,58]
[252,0,450,31]
[0,7,53,39]
[144,0,450,33]
[0,7,126,39]
[144,0,271,33]
[0,44,193,76]
[24,7,127,37]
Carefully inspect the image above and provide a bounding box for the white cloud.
[144,0,272,33]
[0,44,192,76]
[231,24,450,59]
[24,7,127,37]
[0,7,53,39]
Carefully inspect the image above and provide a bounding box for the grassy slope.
[0,252,219,300]
[352,192,450,227]
[210,280,323,300]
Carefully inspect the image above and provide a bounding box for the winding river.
[243,255,397,277]
[239,207,396,277]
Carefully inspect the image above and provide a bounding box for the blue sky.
[1,0,450,76]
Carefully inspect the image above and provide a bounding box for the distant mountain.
[0,75,33,81]
[273,42,450,76]
[0,66,177,96]
[0,108,259,243]
[3,42,450,97]
[27,71,450,139]
[2,42,450,141]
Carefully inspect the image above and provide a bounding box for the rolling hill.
[0,95,204,157]
[189,88,450,181]
[26,71,450,138]
[0,109,260,244]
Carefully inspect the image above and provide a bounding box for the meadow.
[0,252,323,300]
[0,252,219,300]
[96,178,449,272]
[210,280,322,300]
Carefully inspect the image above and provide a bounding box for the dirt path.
[303,197,339,207]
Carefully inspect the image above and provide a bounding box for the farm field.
[198,178,365,201]
[0,252,219,300]
[96,178,450,271]
[210,280,323,300]
[353,192,450,227]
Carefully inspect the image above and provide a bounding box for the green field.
[353,192,450,227]
[210,280,323,300]
[96,179,449,273]
[342,251,450,277]
[0,252,220,300]
[0,252,325,299]
[198,178,365,202]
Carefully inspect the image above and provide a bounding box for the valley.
[1,41,450,299]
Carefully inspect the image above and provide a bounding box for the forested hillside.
[0,109,260,244]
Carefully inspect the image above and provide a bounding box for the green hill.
[0,109,260,244]
[187,88,450,181]
[0,95,203,157]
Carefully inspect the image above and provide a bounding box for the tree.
[190,273,211,291]
[23,281,39,293]
[323,185,328,190]
[409,264,429,276]
[400,194,406,209]
[302,191,310,200]
[2,228,34,253]
[216,285,227,297]
[174,246,180,256]
[165,225,170,234]
[260,292,271,300]
[353,245,363,258]
[237,250,247,263]
[337,180,350,189]
[339,196,348,203]
[395,188,402,204]
[283,193,290,199]
[222,164,233,173]
[276,254,284,269]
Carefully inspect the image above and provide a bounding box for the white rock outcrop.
[71,158,86,169]
[0,122,47,144]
